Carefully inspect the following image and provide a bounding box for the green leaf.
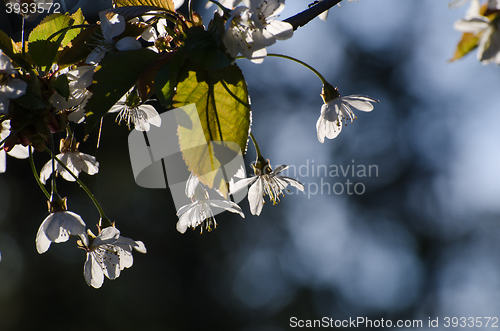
[61,9,86,47]
[450,32,480,62]
[57,25,98,66]
[172,60,251,192]
[0,29,32,71]
[84,48,160,136]
[114,0,175,12]
[155,51,186,107]
[52,74,70,100]
[0,29,16,61]
[27,13,78,69]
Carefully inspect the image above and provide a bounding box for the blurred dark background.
[1,0,500,330]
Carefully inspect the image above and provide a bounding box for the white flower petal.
[246,47,267,64]
[7,145,30,159]
[101,247,121,279]
[185,172,200,198]
[35,223,52,254]
[230,175,257,194]
[208,199,245,218]
[92,227,120,246]
[453,18,489,33]
[478,24,500,64]
[176,213,190,233]
[86,49,106,65]
[140,104,161,127]
[488,0,500,9]
[116,236,147,254]
[134,119,151,131]
[5,79,27,99]
[116,247,133,269]
[278,176,305,191]
[116,37,142,51]
[173,0,185,9]
[265,21,293,40]
[84,254,104,288]
[248,178,264,215]
[0,150,5,173]
[71,153,100,175]
[36,211,87,253]
[100,12,125,41]
[342,95,378,112]
[319,10,329,21]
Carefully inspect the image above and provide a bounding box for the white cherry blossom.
[454,0,500,64]
[86,12,142,64]
[456,0,500,64]
[81,226,146,288]
[36,210,88,254]
[51,66,95,123]
[0,120,31,173]
[176,174,244,233]
[223,0,293,63]
[230,161,304,216]
[316,94,378,143]
[0,50,27,114]
[39,137,99,184]
[109,92,161,131]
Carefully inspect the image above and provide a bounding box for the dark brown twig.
[284,0,343,30]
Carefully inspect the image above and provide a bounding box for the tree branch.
[284,0,342,30]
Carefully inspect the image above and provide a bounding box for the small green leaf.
[172,60,251,191]
[84,48,160,136]
[0,29,16,60]
[155,51,186,107]
[61,8,86,47]
[52,74,70,100]
[28,13,78,69]
[450,32,480,62]
[57,25,98,66]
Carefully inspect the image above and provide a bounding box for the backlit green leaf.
[155,50,186,107]
[27,12,83,69]
[172,60,251,192]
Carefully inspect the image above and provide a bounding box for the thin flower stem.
[188,0,194,21]
[266,53,328,85]
[207,0,227,12]
[50,135,58,195]
[29,148,50,200]
[249,132,263,159]
[21,17,26,57]
[44,147,108,221]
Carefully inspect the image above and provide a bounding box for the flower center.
[116,106,148,129]
[0,71,14,86]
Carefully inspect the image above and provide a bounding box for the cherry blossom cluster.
[453,0,500,64]
[0,0,380,287]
